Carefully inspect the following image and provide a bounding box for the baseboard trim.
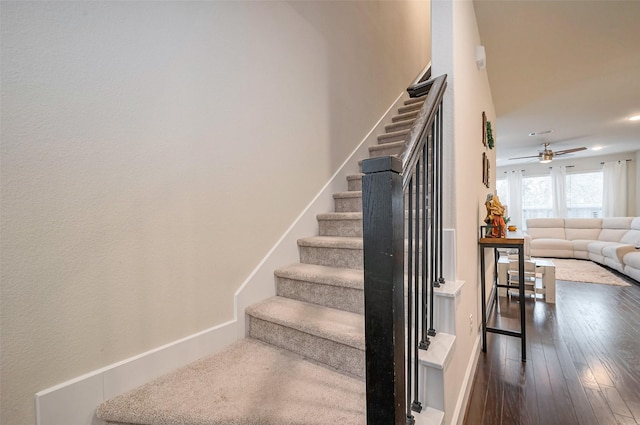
[35,319,236,425]
[450,334,481,425]
[34,90,411,425]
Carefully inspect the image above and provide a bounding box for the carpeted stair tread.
[298,236,363,250]
[392,110,419,122]
[96,338,365,425]
[246,296,365,350]
[398,102,423,114]
[404,97,425,106]
[275,263,363,290]
[317,212,362,221]
[333,191,362,199]
[385,118,416,132]
[377,129,410,144]
[369,140,405,157]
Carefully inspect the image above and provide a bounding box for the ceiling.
[474,0,640,168]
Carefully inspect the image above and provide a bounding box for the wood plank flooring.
[463,278,640,425]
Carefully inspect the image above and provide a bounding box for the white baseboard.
[35,319,237,425]
[450,334,481,425]
[34,91,410,425]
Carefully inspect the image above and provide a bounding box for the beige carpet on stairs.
[97,338,365,425]
[545,258,631,286]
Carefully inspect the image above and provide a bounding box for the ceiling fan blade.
[508,154,541,160]
[554,147,587,155]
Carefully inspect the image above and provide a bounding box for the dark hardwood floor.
[463,277,640,425]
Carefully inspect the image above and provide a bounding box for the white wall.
[0,2,430,423]
[497,151,638,216]
[432,1,496,423]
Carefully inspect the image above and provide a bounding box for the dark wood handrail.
[400,74,447,189]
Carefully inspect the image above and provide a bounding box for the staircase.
[97,96,459,425]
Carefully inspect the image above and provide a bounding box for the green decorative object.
[486,121,495,149]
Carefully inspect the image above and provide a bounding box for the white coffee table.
[497,257,556,303]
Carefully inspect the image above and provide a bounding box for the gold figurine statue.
[484,194,506,238]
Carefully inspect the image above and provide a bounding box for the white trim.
[34,90,410,425]
[451,334,481,425]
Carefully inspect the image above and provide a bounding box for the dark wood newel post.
[362,156,406,425]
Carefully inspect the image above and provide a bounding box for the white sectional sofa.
[525,217,640,282]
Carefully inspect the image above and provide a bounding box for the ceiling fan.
[508,143,587,163]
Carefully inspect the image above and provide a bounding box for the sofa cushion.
[572,240,595,259]
[623,250,640,269]
[587,240,621,255]
[602,244,633,265]
[631,217,640,231]
[620,229,640,246]
[602,217,634,229]
[599,229,628,242]
[526,218,566,240]
[566,228,601,241]
[530,238,573,258]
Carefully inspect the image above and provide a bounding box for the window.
[566,171,603,218]
[522,175,552,221]
[496,179,509,207]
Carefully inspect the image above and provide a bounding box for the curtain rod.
[600,159,632,164]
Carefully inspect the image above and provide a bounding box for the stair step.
[333,190,362,213]
[317,211,363,237]
[386,118,416,133]
[398,101,424,114]
[96,338,365,425]
[415,407,445,425]
[276,263,364,313]
[298,236,363,269]
[419,332,455,370]
[404,97,426,106]
[369,140,405,159]
[247,296,365,378]
[377,129,410,144]
[347,173,364,191]
[392,110,420,122]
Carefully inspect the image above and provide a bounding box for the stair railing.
[362,68,447,425]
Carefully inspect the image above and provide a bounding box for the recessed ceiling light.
[592,146,604,151]
[629,115,640,121]
[529,130,554,136]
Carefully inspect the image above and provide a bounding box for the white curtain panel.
[602,161,628,217]
[551,165,567,217]
[507,170,523,229]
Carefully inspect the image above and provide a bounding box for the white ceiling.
[474,0,640,167]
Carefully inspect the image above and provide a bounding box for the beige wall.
[432,0,497,421]
[0,2,430,423]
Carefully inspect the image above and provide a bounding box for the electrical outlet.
[469,314,474,333]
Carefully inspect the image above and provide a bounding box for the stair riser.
[385,120,415,133]
[277,278,363,314]
[404,97,425,106]
[392,110,419,122]
[334,191,430,211]
[248,317,365,378]
[369,145,403,159]
[398,102,423,114]
[318,219,363,237]
[299,246,363,270]
[334,196,362,213]
[348,177,362,191]
[377,132,408,144]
